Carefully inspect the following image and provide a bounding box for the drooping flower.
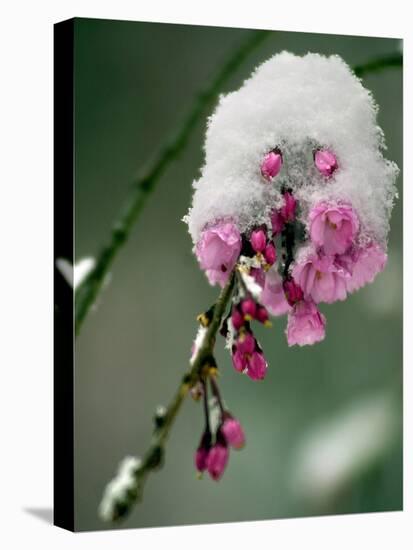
[282,277,304,306]
[196,221,241,287]
[286,300,326,347]
[314,149,338,177]
[280,191,297,222]
[241,298,257,320]
[260,265,292,316]
[231,331,268,380]
[270,191,297,236]
[292,250,349,304]
[264,242,277,265]
[255,305,270,325]
[221,416,246,449]
[236,331,256,355]
[206,437,229,481]
[194,430,212,473]
[231,306,244,331]
[309,202,359,255]
[344,242,387,293]
[271,208,285,235]
[247,351,268,380]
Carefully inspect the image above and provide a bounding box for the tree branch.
[100,272,235,522]
[353,52,402,77]
[74,31,270,336]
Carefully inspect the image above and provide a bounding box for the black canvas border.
[53,17,75,532]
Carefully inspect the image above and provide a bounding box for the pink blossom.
[250,228,267,253]
[282,278,304,306]
[314,149,338,177]
[247,351,268,380]
[271,209,285,235]
[309,202,359,255]
[231,306,244,331]
[270,192,297,235]
[264,242,276,265]
[206,443,229,481]
[231,333,268,380]
[261,150,282,180]
[232,348,247,373]
[286,300,326,347]
[236,332,255,354]
[260,265,292,316]
[292,251,350,304]
[221,417,246,449]
[195,447,209,473]
[344,243,387,293]
[241,298,257,320]
[195,431,211,472]
[280,191,297,222]
[196,221,241,287]
[256,306,270,325]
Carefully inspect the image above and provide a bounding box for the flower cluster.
[194,169,387,349]
[194,378,245,481]
[184,51,397,483]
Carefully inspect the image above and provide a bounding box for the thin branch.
[74,31,270,336]
[353,52,402,77]
[101,272,235,522]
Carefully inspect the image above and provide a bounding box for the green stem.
[74,31,270,336]
[353,52,402,77]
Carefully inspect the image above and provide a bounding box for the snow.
[185,52,398,249]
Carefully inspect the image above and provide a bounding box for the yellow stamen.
[196,312,210,327]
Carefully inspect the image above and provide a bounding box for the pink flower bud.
[256,306,270,325]
[282,278,304,306]
[241,298,257,320]
[280,191,297,222]
[195,431,211,472]
[222,417,246,449]
[264,242,276,265]
[237,332,256,354]
[247,351,268,380]
[250,229,267,253]
[314,149,338,177]
[206,442,229,481]
[261,151,282,180]
[231,307,244,331]
[232,349,246,372]
[271,209,285,235]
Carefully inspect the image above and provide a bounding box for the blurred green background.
[74,18,402,531]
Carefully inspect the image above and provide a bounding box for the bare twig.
[353,52,402,77]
